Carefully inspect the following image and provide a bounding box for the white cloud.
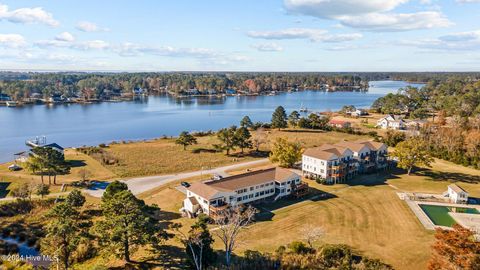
[74,40,110,50]
[340,11,452,31]
[283,0,452,31]
[55,32,75,42]
[247,28,362,42]
[284,0,407,18]
[35,39,110,50]
[456,0,480,3]
[115,43,217,58]
[400,30,480,51]
[0,34,26,48]
[251,43,284,52]
[76,21,109,32]
[0,4,59,27]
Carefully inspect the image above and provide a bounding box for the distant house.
[207,89,217,95]
[184,89,200,95]
[348,109,368,117]
[132,87,146,95]
[376,114,405,130]
[405,119,428,130]
[225,89,237,95]
[447,184,468,204]
[328,119,351,129]
[48,94,64,103]
[0,93,12,101]
[182,167,308,217]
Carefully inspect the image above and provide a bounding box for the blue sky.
[0,0,479,71]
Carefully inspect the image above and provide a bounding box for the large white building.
[182,167,307,217]
[302,140,388,184]
[377,114,405,130]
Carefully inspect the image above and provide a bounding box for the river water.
[0,80,424,162]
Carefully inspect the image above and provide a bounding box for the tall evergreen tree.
[96,190,161,262]
[234,127,252,154]
[240,116,253,129]
[288,111,300,127]
[215,126,238,155]
[42,202,81,270]
[271,106,288,130]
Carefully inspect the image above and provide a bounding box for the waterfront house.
[182,167,308,217]
[328,119,351,129]
[0,93,11,101]
[376,114,405,130]
[447,184,469,204]
[132,87,146,95]
[302,144,356,184]
[302,140,388,184]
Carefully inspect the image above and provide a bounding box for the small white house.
[447,184,469,204]
[376,114,405,130]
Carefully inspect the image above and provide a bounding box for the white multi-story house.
[302,144,357,184]
[302,140,388,184]
[376,114,405,130]
[182,167,307,217]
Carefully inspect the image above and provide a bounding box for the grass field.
[141,157,480,270]
[0,149,116,198]
[101,129,369,178]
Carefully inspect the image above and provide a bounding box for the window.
[237,197,242,202]
[255,192,259,197]
[249,194,253,199]
[243,195,248,200]
[270,188,274,193]
[260,191,265,196]
[250,187,254,191]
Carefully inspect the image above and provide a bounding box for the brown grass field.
[141,157,480,270]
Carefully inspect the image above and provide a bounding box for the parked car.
[212,174,223,180]
[8,164,22,171]
[181,182,190,188]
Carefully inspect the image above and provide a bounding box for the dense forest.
[1,71,479,101]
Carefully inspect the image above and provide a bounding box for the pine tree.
[234,127,252,153]
[272,106,288,130]
[176,131,198,150]
[240,116,253,129]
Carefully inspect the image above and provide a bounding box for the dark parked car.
[181,182,190,188]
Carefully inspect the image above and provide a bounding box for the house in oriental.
[302,144,357,184]
[328,119,352,129]
[445,184,469,204]
[302,140,388,184]
[182,167,308,217]
[376,114,406,130]
[348,108,368,117]
[404,119,428,130]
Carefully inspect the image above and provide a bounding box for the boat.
[6,101,19,107]
[299,103,308,113]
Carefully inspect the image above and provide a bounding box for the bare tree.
[252,128,267,152]
[77,168,92,182]
[300,225,325,248]
[173,224,206,270]
[213,205,256,266]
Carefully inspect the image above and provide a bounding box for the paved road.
[85,159,270,197]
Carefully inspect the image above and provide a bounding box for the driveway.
[85,158,269,197]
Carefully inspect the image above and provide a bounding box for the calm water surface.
[0,80,424,162]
